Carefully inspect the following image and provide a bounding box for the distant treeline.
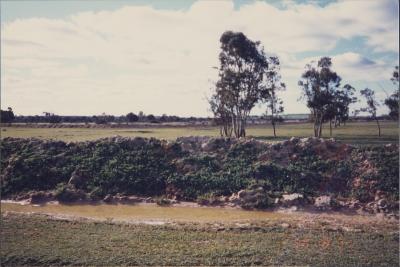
[0,109,395,125]
[3,111,210,124]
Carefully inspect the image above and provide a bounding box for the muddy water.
[1,202,289,223]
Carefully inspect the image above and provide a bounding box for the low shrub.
[196,192,222,206]
[88,186,106,201]
[154,196,172,206]
[54,183,86,202]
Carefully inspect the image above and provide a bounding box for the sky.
[1,0,399,116]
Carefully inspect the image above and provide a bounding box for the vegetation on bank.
[1,136,398,208]
[1,213,398,266]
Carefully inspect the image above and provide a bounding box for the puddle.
[1,202,288,223]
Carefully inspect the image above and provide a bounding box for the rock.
[235,223,250,228]
[200,138,219,152]
[314,195,332,210]
[176,136,210,151]
[281,140,290,146]
[362,202,380,214]
[280,223,290,229]
[144,197,153,203]
[347,199,361,209]
[377,198,388,209]
[114,194,129,202]
[238,190,247,198]
[229,188,272,209]
[228,193,241,205]
[282,193,303,201]
[126,196,142,203]
[103,194,113,203]
[374,190,386,201]
[280,193,304,207]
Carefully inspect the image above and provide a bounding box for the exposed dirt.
[1,201,398,233]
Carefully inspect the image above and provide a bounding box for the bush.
[154,196,172,206]
[239,190,274,210]
[196,192,222,206]
[54,184,86,202]
[88,187,105,201]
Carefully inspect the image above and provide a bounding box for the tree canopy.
[298,57,342,137]
[359,88,381,136]
[1,107,15,123]
[384,66,399,120]
[210,31,282,138]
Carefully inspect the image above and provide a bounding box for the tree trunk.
[318,113,325,138]
[232,114,238,138]
[375,117,381,137]
[272,122,276,137]
[313,122,318,137]
[329,120,332,137]
[240,117,246,137]
[318,122,323,138]
[313,114,319,137]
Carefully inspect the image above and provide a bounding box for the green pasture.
[1,121,398,145]
[1,213,398,267]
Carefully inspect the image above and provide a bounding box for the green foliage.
[88,187,105,200]
[1,137,398,204]
[1,140,73,196]
[1,138,174,198]
[1,107,15,123]
[351,147,399,202]
[54,183,86,202]
[253,158,327,196]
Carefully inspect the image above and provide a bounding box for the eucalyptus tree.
[211,31,275,138]
[0,107,15,124]
[335,84,357,126]
[263,56,285,137]
[360,88,381,137]
[390,65,399,84]
[384,66,399,120]
[126,112,139,123]
[298,57,341,137]
[325,84,357,136]
[209,92,233,137]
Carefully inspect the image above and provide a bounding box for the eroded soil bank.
[1,136,399,217]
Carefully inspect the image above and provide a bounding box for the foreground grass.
[1,213,398,266]
[1,121,398,145]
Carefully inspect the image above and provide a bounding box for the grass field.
[1,121,398,145]
[1,213,398,267]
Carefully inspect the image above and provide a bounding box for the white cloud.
[1,0,398,116]
[332,52,391,82]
